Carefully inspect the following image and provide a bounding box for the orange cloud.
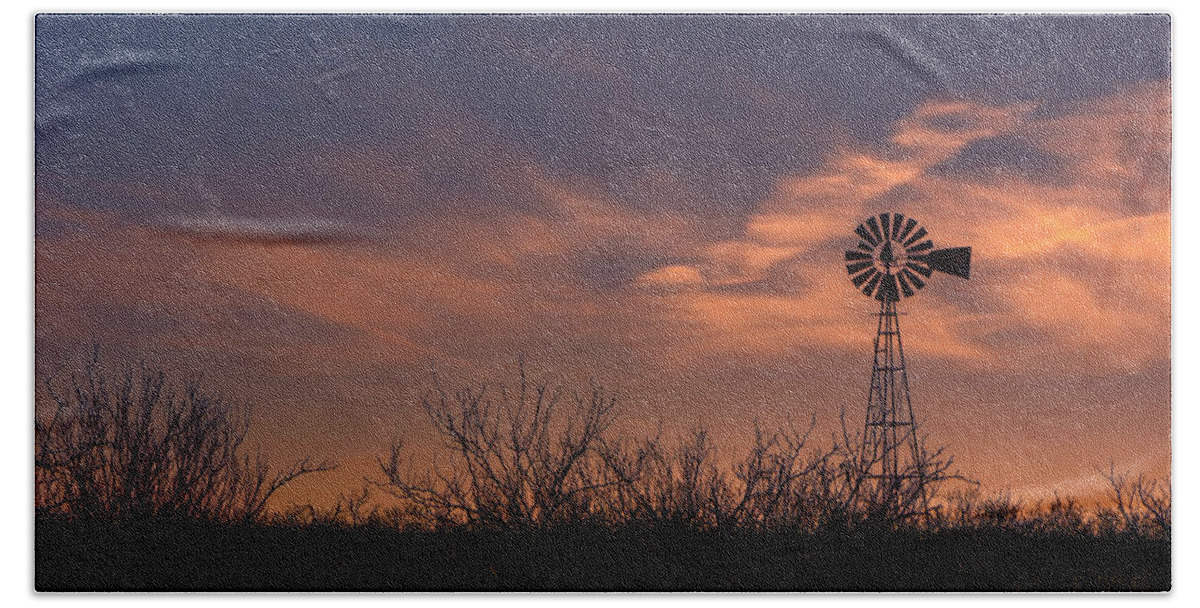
[633,83,1168,373]
[635,264,704,290]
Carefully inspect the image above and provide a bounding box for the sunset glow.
[35,14,1170,510]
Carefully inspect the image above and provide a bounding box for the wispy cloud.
[157,215,369,245]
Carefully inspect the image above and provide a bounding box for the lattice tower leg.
[860,297,927,518]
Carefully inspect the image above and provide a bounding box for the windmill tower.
[843,212,971,517]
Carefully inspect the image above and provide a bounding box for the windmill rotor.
[844,212,972,301]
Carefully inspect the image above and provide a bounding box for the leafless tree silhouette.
[35,346,335,522]
[594,427,725,526]
[375,360,619,528]
[596,421,849,530]
[940,488,1024,530]
[1100,463,1171,537]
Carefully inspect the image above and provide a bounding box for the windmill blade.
[891,213,905,239]
[852,268,877,288]
[899,218,917,241]
[866,216,883,242]
[905,261,933,278]
[856,225,878,246]
[880,213,891,237]
[862,272,882,296]
[897,272,915,297]
[902,268,926,289]
[903,226,928,247]
[875,274,900,302]
[907,239,934,253]
[846,260,872,275]
[925,247,972,279]
[845,250,872,262]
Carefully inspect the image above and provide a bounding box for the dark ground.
[35,516,1170,592]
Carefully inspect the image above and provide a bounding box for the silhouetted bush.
[375,361,618,528]
[374,363,977,532]
[595,423,856,530]
[35,346,334,522]
[1099,463,1171,537]
[370,364,1171,542]
[33,355,1170,590]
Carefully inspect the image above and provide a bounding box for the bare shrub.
[934,466,1171,538]
[375,361,619,529]
[273,486,393,528]
[594,427,725,527]
[1133,475,1171,534]
[35,347,334,522]
[718,422,812,528]
[375,363,973,532]
[603,420,844,531]
[1101,463,1171,537]
[1027,493,1088,534]
[941,488,1023,530]
[372,363,1172,539]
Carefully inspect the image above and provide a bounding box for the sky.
[33,13,1171,507]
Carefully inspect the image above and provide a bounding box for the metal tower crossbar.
[859,297,926,511]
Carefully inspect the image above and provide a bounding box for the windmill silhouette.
[844,212,971,515]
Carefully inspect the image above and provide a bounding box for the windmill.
[843,212,971,516]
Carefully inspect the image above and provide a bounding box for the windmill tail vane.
[843,212,971,517]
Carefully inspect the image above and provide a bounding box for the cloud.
[632,82,1168,375]
[157,215,369,245]
[634,265,704,290]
